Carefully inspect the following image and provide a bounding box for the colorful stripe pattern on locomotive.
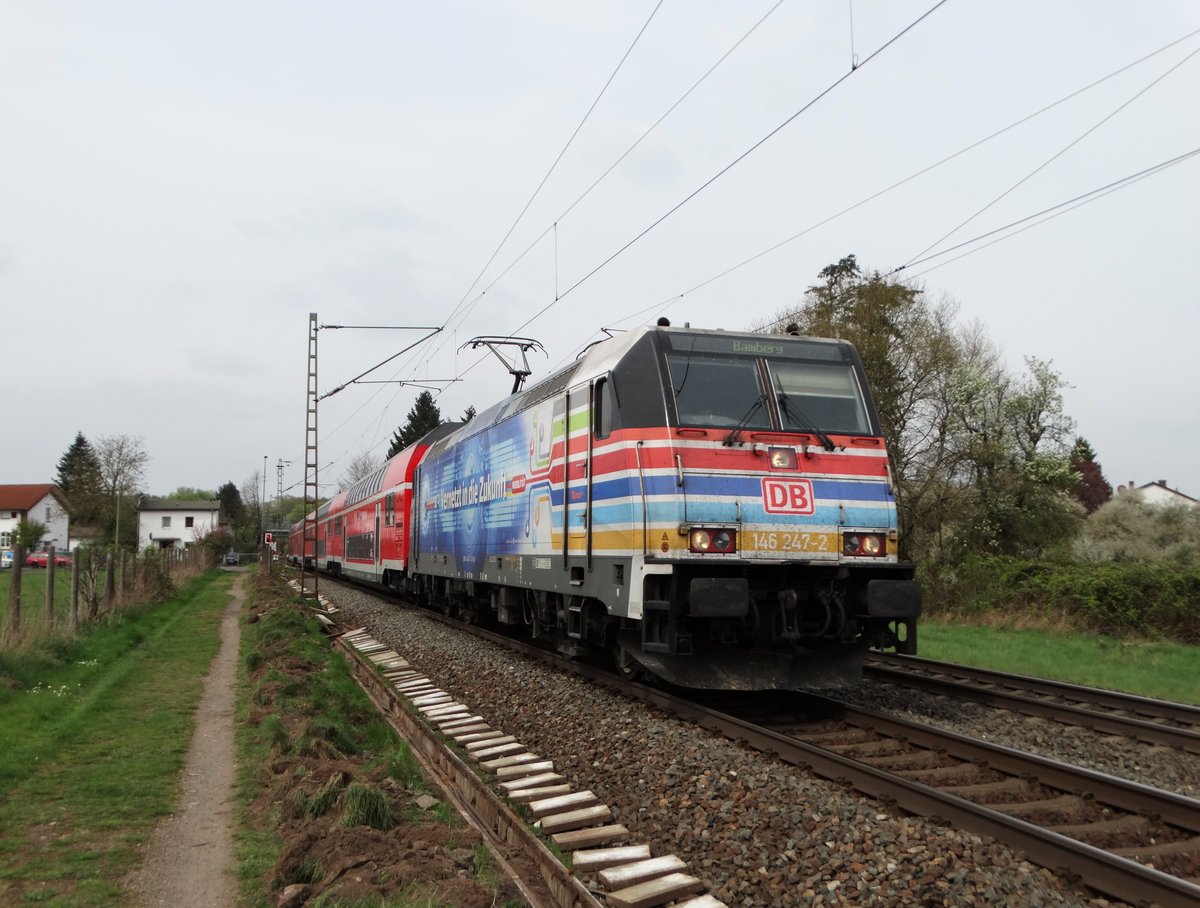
[414,325,898,576]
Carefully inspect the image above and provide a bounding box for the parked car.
[22,551,72,569]
[0,550,12,570]
[224,551,240,566]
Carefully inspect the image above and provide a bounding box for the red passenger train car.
[290,425,459,587]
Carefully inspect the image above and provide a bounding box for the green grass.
[0,571,233,906]
[917,620,1200,704]
[1,568,78,636]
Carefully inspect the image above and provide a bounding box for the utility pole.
[301,313,320,601]
[276,458,292,500]
[299,316,448,601]
[262,455,268,539]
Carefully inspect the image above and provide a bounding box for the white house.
[136,497,222,550]
[1116,480,1198,508]
[0,484,72,551]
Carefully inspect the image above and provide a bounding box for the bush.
[931,554,1200,643]
[1076,495,1200,565]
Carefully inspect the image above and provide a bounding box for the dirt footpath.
[125,572,244,906]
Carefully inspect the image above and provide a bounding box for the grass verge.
[0,570,233,906]
[918,619,1200,704]
[234,569,525,908]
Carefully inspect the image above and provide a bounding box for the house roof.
[1137,481,1197,503]
[0,484,71,513]
[138,497,221,512]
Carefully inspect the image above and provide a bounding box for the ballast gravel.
[322,585,1167,907]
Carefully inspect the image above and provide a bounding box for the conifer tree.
[54,431,104,524]
[387,391,443,457]
[1069,437,1113,514]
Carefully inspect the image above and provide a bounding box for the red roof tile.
[0,484,70,512]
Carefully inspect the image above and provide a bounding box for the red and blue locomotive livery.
[292,323,920,690]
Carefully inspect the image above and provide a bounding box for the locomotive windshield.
[663,333,873,435]
[768,361,871,435]
[667,352,770,429]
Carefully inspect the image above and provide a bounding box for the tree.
[14,519,48,549]
[55,432,104,525]
[462,405,477,423]
[95,434,150,547]
[239,472,264,550]
[166,486,215,501]
[387,391,443,457]
[762,255,963,558]
[1076,493,1200,564]
[1069,437,1112,514]
[340,451,382,490]
[761,256,1083,565]
[216,481,245,531]
[938,348,1080,558]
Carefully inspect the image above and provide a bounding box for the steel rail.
[866,653,1200,754]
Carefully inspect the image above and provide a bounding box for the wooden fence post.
[104,552,116,612]
[70,549,81,628]
[8,543,24,637]
[86,549,98,622]
[46,544,56,628]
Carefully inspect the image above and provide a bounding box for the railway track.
[681,689,1200,908]
[865,653,1200,754]
[317,578,1200,906]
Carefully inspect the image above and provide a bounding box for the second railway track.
[864,652,1200,754]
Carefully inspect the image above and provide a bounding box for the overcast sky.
[3,1,1198,504]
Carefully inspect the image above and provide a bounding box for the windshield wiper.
[724,395,766,447]
[777,392,836,451]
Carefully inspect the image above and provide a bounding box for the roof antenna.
[461,336,546,393]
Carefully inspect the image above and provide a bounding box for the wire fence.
[1,543,215,650]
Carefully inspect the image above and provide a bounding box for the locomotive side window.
[385,493,395,527]
[666,352,768,428]
[594,377,613,438]
[768,361,871,435]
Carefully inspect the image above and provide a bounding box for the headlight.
[768,446,797,469]
[843,532,886,557]
[689,527,737,554]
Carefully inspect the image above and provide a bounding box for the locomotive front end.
[625,328,921,690]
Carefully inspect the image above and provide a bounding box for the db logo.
[761,478,815,515]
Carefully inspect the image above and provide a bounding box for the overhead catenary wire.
[410,0,788,379]
[444,0,952,390]
[333,13,1198,479]
[903,42,1200,267]
[569,26,1200,339]
[892,146,1200,276]
[436,0,666,336]
[736,146,1200,337]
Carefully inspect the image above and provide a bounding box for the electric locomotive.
[295,322,921,690]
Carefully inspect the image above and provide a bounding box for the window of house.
[162,516,172,528]
[185,516,194,528]
[46,506,52,521]
[0,532,10,548]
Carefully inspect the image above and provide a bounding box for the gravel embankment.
[323,584,1167,907]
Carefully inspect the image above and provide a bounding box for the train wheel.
[612,642,644,681]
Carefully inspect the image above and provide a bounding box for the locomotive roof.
[424,323,853,457]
